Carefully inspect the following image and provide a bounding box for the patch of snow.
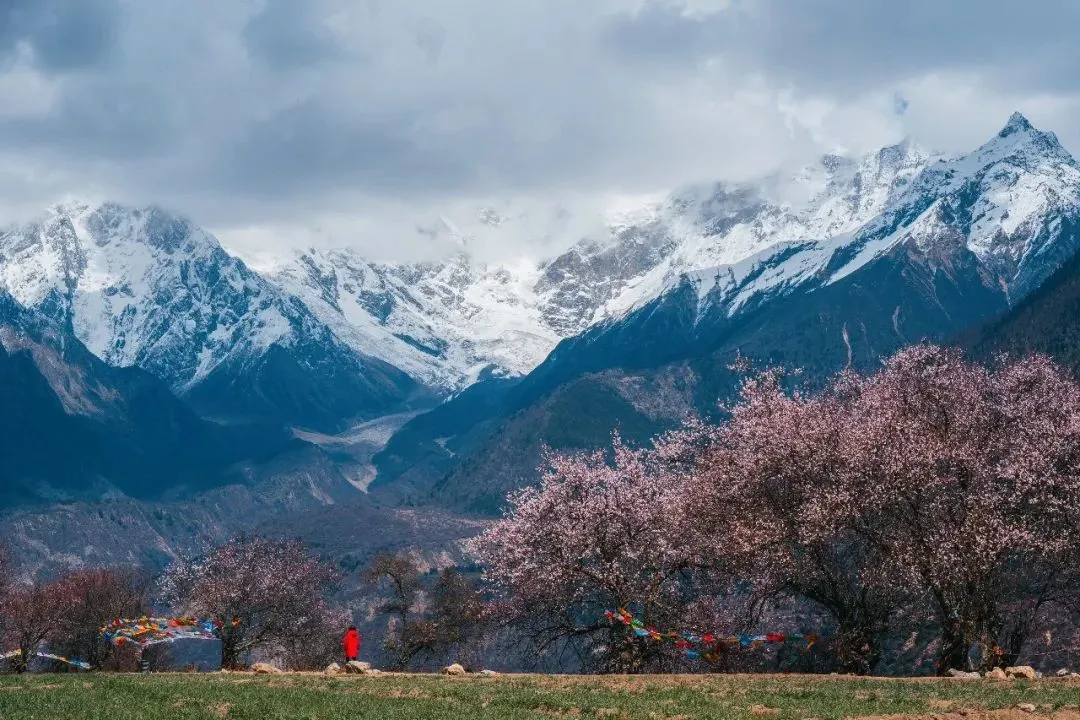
[0,202,344,393]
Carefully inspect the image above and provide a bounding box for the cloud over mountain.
[2,1,1080,261]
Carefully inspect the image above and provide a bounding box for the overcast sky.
[3,0,1080,262]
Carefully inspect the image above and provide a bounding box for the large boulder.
[986,667,1008,680]
[345,661,378,675]
[142,638,222,673]
[251,662,284,674]
[1005,666,1038,680]
[441,663,467,676]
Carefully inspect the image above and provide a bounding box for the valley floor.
[2,672,1080,720]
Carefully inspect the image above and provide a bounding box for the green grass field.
[2,672,1080,720]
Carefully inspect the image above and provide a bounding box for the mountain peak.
[967,110,1073,169]
[999,111,1034,138]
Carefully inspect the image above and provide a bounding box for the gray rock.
[142,638,222,673]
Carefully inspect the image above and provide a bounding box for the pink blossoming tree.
[686,366,908,675]
[471,344,1080,675]
[160,535,342,669]
[693,345,1080,673]
[468,434,734,672]
[841,346,1080,672]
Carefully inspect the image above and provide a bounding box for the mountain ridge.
[369,112,1080,510]
[0,289,306,507]
[0,203,424,432]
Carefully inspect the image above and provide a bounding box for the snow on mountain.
[1,113,1073,408]
[259,113,1080,393]
[594,112,1080,323]
[264,206,697,390]
[269,248,560,390]
[0,202,296,389]
[0,202,417,430]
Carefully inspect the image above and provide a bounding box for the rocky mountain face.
[0,290,304,508]
[372,113,1080,512]
[966,227,1080,370]
[0,203,421,432]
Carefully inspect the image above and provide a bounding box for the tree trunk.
[835,620,881,675]
[996,622,1028,670]
[937,618,970,675]
[221,640,241,670]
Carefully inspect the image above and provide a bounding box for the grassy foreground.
[3,672,1080,720]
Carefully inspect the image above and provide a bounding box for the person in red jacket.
[343,626,360,663]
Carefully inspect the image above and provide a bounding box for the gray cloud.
[242,0,345,70]
[603,0,1080,97]
[0,0,1079,256]
[1,0,121,71]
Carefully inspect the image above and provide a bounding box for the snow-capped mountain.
[582,112,1080,324]
[269,249,560,390]
[1,112,1074,433]
[266,113,1080,396]
[370,113,1080,512]
[0,203,419,431]
[263,201,693,390]
[525,112,1080,392]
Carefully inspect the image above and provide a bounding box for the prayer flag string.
[100,615,236,647]
[604,608,818,661]
[0,648,91,670]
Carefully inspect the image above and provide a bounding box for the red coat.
[344,629,360,658]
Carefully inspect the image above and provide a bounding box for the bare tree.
[365,553,435,670]
[429,567,488,667]
[0,576,76,673]
[51,568,151,670]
